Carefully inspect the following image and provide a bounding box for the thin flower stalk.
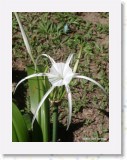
[52,102,58,142]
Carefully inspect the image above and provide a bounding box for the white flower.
[14,54,107,130]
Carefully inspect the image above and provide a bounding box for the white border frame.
[0,0,121,155]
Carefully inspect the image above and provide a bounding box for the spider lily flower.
[14,54,107,130]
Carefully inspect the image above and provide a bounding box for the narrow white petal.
[35,54,48,71]
[46,73,62,86]
[66,54,74,66]
[42,54,56,64]
[35,54,42,72]
[74,75,107,95]
[37,54,59,74]
[45,73,58,78]
[65,85,72,130]
[63,54,74,75]
[14,12,35,67]
[31,85,55,128]
[52,79,63,86]
[14,73,45,93]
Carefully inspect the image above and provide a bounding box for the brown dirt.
[80,12,109,25]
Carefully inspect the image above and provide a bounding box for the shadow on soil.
[58,122,84,142]
[12,69,27,110]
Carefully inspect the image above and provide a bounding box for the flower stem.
[52,102,58,142]
[40,103,50,142]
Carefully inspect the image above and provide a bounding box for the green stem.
[40,103,50,142]
[38,73,50,142]
[37,66,50,142]
[73,45,83,73]
[52,103,58,142]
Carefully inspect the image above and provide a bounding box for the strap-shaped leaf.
[12,102,29,142]
[27,65,50,142]
[23,113,43,142]
[14,12,36,68]
[12,122,18,142]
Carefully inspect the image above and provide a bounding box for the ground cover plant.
[12,12,109,142]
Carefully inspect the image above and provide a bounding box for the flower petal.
[35,54,49,71]
[65,85,72,130]
[74,75,107,95]
[63,54,74,75]
[50,63,64,76]
[63,73,75,85]
[37,54,60,75]
[14,73,45,93]
[66,54,74,66]
[45,72,62,86]
[42,54,59,72]
[42,54,56,64]
[35,54,42,72]
[31,85,55,129]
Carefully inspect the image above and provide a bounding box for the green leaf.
[14,12,36,67]
[12,122,18,142]
[32,119,43,142]
[23,113,32,130]
[27,65,50,142]
[12,102,29,142]
[23,113,43,142]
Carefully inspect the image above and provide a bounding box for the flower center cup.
[48,62,74,87]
